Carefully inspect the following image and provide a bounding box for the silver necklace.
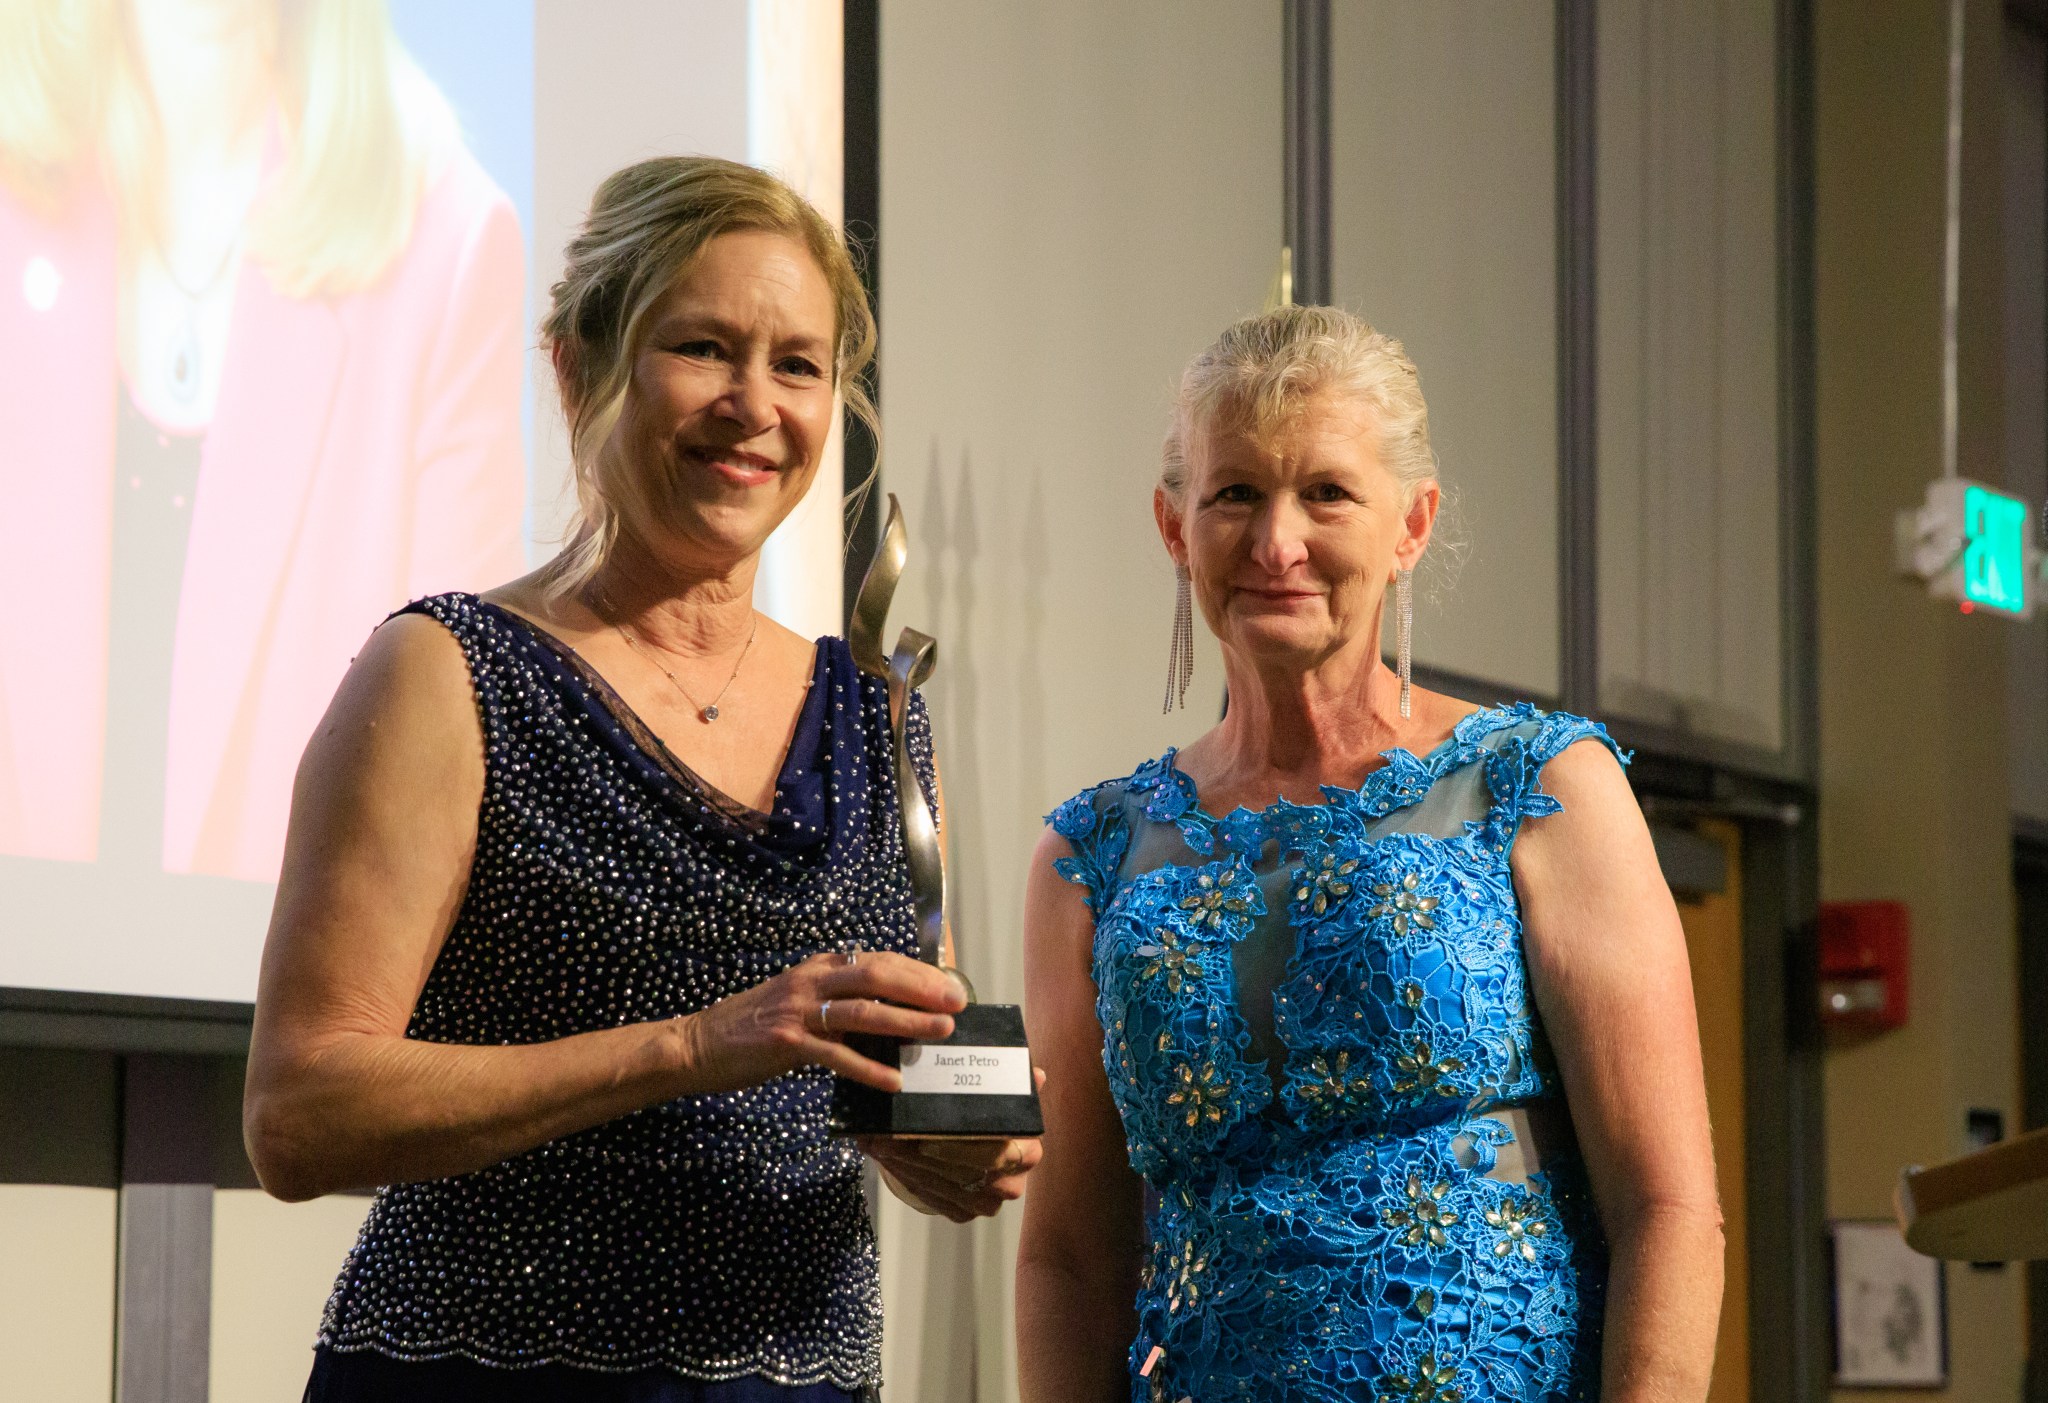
[156,234,243,409]
[614,614,759,723]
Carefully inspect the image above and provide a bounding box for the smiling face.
[1158,391,1439,671]
[605,229,839,573]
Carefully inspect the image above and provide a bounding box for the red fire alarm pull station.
[1818,901,1911,1033]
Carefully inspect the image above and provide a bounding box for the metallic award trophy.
[829,494,1044,1138]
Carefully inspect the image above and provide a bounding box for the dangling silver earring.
[1163,563,1194,713]
[1395,567,1414,719]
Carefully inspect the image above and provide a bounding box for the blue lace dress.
[1049,705,1627,1403]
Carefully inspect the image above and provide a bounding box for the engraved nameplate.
[897,1043,1033,1097]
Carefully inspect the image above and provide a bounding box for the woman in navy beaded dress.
[242,157,1040,1403]
[1016,307,1722,1403]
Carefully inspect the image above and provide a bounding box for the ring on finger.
[819,999,834,1035]
[842,948,860,967]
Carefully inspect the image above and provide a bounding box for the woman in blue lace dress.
[243,157,1039,1403]
[1017,307,1721,1403]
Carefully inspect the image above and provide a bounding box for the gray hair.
[1161,305,1438,510]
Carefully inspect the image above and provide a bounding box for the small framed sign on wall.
[1829,1219,1949,1388]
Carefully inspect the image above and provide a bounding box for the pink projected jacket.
[0,146,526,883]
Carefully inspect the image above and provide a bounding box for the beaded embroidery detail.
[1050,704,1628,1403]
[317,594,935,1390]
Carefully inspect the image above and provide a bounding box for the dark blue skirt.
[304,1348,867,1403]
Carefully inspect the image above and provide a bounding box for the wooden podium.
[1896,1124,2048,1260]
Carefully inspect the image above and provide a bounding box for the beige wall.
[209,1190,373,1403]
[878,2,1281,1398]
[1817,1,2024,1399]
[0,1050,118,1401]
[0,1187,116,1402]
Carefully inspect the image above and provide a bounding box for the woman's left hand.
[859,1134,1043,1223]
[856,1070,1045,1222]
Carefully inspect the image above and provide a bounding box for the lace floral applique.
[1483,1196,1550,1264]
[1390,1037,1469,1101]
[1179,864,1258,932]
[1051,783,1132,915]
[1093,858,1272,1174]
[1382,1174,1460,1250]
[1375,1348,1472,1403]
[1165,1059,1235,1130]
[1367,872,1440,936]
[1293,853,1362,922]
[1294,1051,1375,1120]
[1130,750,1199,823]
[1135,927,1210,995]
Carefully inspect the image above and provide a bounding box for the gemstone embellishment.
[1367,871,1440,935]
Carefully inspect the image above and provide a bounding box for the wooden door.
[1674,819,1749,1403]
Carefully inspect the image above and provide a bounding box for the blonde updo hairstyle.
[1161,305,1440,539]
[536,155,877,599]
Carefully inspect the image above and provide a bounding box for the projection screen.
[0,0,846,1003]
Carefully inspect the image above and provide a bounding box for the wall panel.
[2004,25,2048,826]
[1597,0,1784,751]
[1329,0,1561,698]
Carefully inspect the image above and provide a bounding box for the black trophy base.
[829,1002,1043,1137]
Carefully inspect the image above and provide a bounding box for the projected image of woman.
[0,0,525,882]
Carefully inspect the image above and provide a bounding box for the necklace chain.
[156,232,244,302]
[612,612,759,724]
[153,234,245,408]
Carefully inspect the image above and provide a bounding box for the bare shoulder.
[1029,822,1080,877]
[330,612,475,729]
[268,613,486,972]
[1022,824,1104,1052]
[755,609,814,655]
[1512,729,1651,889]
[296,612,482,805]
[1023,825,1092,946]
[1026,824,1083,902]
[1162,725,1226,777]
[1532,730,1635,813]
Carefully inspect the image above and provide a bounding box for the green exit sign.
[1895,478,2043,620]
[1962,484,2029,614]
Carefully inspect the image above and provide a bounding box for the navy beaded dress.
[305,593,935,1403]
[1049,706,1626,1403]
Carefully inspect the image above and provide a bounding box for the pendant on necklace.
[701,705,720,722]
[168,310,202,406]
